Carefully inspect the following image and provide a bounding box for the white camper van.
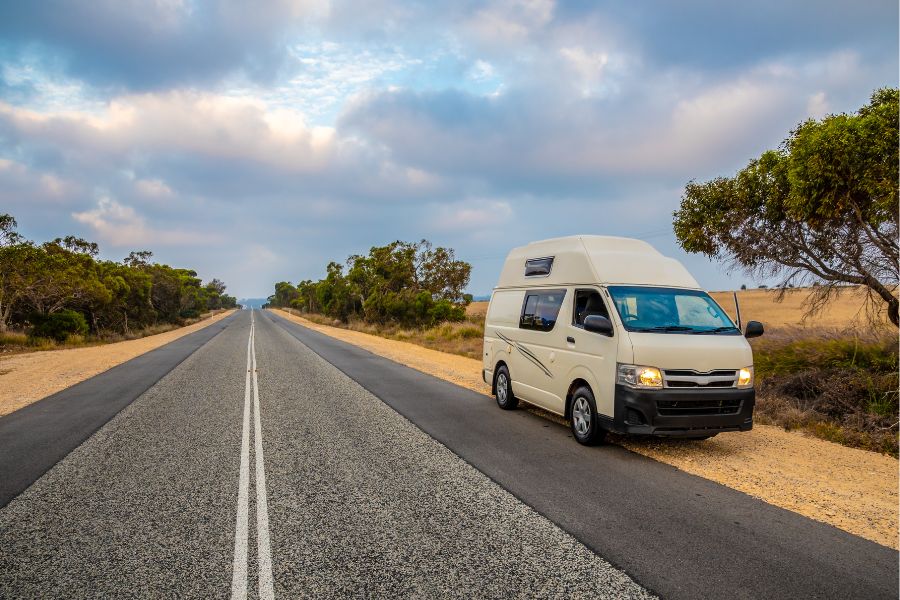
[482,236,763,445]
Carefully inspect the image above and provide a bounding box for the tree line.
[268,240,472,327]
[0,213,237,340]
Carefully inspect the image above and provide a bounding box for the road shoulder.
[0,310,236,417]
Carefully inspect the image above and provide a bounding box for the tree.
[674,88,899,326]
[271,239,472,326]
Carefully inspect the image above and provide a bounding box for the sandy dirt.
[276,308,899,549]
[0,310,235,417]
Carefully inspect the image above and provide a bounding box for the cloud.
[72,196,220,247]
[0,0,328,90]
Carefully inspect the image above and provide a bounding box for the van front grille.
[666,379,734,388]
[657,398,742,416]
[662,369,738,389]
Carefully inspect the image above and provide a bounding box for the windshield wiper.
[692,326,739,334]
[631,325,695,332]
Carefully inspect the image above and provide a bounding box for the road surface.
[0,309,895,599]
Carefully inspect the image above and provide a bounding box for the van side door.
[556,288,619,419]
[509,289,567,413]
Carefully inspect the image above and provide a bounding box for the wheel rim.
[572,396,591,435]
[497,373,508,403]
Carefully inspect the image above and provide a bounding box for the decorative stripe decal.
[494,332,553,378]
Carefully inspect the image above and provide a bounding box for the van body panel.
[496,235,700,290]
[628,333,752,372]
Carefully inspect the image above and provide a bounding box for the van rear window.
[524,257,554,277]
[519,290,566,332]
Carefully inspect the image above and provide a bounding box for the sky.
[0,0,896,299]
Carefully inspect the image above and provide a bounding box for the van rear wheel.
[570,386,606,445]
[495,366,518,410]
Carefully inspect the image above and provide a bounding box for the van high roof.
[495,235,700,290]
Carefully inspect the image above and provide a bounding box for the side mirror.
[584,315,614,337]
[744,320,764,339]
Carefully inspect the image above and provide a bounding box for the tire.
[570,386,607,445]
[494,365,518,410]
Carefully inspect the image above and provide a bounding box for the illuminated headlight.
[617,364,663,389]
[737,366,754,388]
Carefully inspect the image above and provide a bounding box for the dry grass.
[750,328,898,456]
[300,312,485,359]
[0,310,228,357]
[710,286,891,330]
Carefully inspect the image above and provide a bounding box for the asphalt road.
[0,309,895,599]
[0,310,650,599]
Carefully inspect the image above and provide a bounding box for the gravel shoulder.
[0,310,235,417]
[275,309,899,550]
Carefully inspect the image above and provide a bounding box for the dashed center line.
[231,310,275,600]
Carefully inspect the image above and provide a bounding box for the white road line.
[230,312,253,600]
[231,309,276,600]
[252,312,275,600]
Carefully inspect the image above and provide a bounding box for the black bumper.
[611,384,754,437]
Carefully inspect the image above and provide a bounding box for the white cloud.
[134,178,173,198]
[72,197,220,247]
[433,199,513,232]
[465,0,555,46]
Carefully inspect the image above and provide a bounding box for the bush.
[29,310,89,342]
[752,330,899,456]
[179,308,200,319]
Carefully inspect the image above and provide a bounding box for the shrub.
[752,330,899,456]
[29,310,89,342]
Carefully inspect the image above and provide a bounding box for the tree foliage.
[674,87,899,326]
[269,240,472,327]
[0,214,237,337]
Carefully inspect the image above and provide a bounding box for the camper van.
[482,236,763,445]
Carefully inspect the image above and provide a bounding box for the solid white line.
[230,311,253,600]
[252,312,276,600]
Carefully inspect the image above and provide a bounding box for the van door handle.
[566,336,575,344]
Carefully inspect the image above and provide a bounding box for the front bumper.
[611,384,754,437]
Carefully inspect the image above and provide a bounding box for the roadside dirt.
[276,308,899,550]
[0,310,235,417]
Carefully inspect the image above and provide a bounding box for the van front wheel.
[495,366,518,410]
[570,386,606,445]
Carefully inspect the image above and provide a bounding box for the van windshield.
[606,286,739,334]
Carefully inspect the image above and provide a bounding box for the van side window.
[573,290,609,328]
[520,290,566,331]
[524,257,554,277]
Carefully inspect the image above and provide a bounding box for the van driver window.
[520,290,565,332]
[573,290,609,327]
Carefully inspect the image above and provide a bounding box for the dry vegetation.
[0,309,230,357]
[301,312,485,359]
[294,286,899,456]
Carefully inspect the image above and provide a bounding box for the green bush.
[29,310,89,342]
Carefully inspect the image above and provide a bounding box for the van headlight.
[737,366,754,388]
[617,364,663,389]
